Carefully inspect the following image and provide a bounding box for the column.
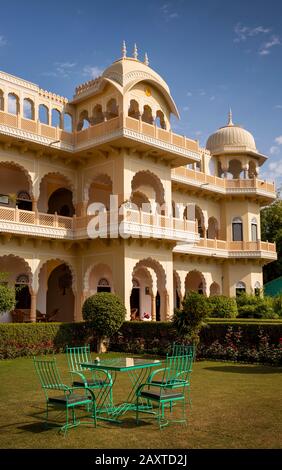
[151,293,156,321]
[30,290,37,322]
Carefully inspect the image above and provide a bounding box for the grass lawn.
[0,353,281,449]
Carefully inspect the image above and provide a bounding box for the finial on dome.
[228,107,234,126]
[122,40,127,58]
[144,52,149,66]
[133,43,138,60]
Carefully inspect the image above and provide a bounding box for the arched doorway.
[210,282,221,296]
[15,273,31,309]
[38,173,75,214]
[48,188,75,216]
[130,278,140,320]
[185,270,206,295]
[47,263,74,322]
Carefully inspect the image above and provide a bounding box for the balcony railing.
[0,206,198,243]
[197,237,276,253]
[172,167,276,194]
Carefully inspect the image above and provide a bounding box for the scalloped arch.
[84,173,113,200]
[185,269,207,295]
[0,254,33,282]
[38,171,77,204]
[132,257,167,291]
[83,262,113,292]
[0,160,33,197]
[131,170,165,206]
[37,258,76,293]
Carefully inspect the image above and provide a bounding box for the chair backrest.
[171,342,196,360]
[161,353,193,386]
[66,345,92,372]
[33,357,67,394]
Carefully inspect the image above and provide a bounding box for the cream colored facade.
[0,46,277,323]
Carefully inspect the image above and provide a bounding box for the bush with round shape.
[82,292,126,352]
[0,284,16,315]
[208,295,238,318]
[173,292,211,344]
[236,294,276,319]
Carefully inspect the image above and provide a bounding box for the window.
[23,98,34,120]
[236,281,246,296]
[97,278,111,293]
[51,109,61,128]
[63,113,73,132]
[128,100,140,119]
[232,217,243,241]
[254,281,261,297]
[0,89,4,111]
[8,93,19,114]
[251,217,258,242]
[39,104,49,124]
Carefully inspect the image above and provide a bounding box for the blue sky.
[0,0,282,188]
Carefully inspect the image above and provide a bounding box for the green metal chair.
[33,356,96,435]
[136,354,192,429]
[171,342,196,361]
[66,345,113,406]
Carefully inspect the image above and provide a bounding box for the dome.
[206,111,257,154]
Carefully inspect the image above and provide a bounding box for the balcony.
[0,206,198,244]
[174,237,277,260]
[0,110,200,165]
[172,167,276,201]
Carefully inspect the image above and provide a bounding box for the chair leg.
[136,396,139,425]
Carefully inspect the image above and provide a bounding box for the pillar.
[30,290,37,322]
[151,293,156,321]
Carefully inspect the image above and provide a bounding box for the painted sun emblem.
[145,87,152,97]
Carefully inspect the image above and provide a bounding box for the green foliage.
[82,292,126,338]
[0,284,16,314]
[236,294,276,319]
[208,295,238,318]
[272,294,282,317]
[173,292,211,343]
[261,198,282,283]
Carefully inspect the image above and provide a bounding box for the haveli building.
[0,44,277,323]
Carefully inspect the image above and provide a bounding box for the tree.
[82,292,126,352]
[261,197,282,283]
[172,292,211,344]
[0,273,16,315]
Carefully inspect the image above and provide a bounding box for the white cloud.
[259,35,280,55]
[234,23,271,43]
[160,3,179,21]
[274,105,282,109]
[270,146,280,155]
[0,35,7,47]
[275,136,282,145]
[186,91,192,97]
[199,89,206,96]
[82,65,103,78]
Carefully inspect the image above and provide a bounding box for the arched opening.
[128,99,140,119]
[0,255,32,323]
[63,113,73,132]
[0,89,4,111]
[88,174,113,211]
[39,104,49,124]
[92,104,104,125]
[142,105,153,125]
[77,110,90,131]
[185,270,206,295]
[207,217,219,239]
[232,217,243,241]
[8,93,20,115]
[248,160,257,178]
[38,173,75,214]
[254,281,261,296]
[48,188,75,216]
[106,98,119,120]
[235,281,246,297]
[173,271,181,309]
[130,191,151,211]
[23,98,35,120]
[47,263,74,322]
[97,278,111,293]
[0,162,33,209]
[251,217,258,241]
[210,282,221,296]
[131,170,165,209]
[131,258,167,321]
[51,108,62,128]
[228,159,243,179]
[155,110,166,129]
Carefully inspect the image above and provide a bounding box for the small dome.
[206,110,257,154]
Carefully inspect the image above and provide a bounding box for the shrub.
[82,292,126,339]
[272,295,282,318]
[0,284,16,315]
[236,294,276,319]
[173,292,211,343]
[208,295,238,318]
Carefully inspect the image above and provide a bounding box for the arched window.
[77,110,90,131]
[254,281,261,296]
[8,93,20,115]
[0,89,4,111]
[16,190,32,211]
[128,99,140,119]
[155,110,166,129]
[232,217,243,241]
[106,99,118,120]
[16,273,29,284]
[51,109,62,128]
[251,217,258,242]
[228,159,243,179]
[97,278,111,293]
[207,217,219,239]
[142,105,153,125]
[63,113,73,132]
[39,104,49,124]
[92,104,104,125]
[235,281,246,296]
[23,98,35,120]
[248,161,257,178]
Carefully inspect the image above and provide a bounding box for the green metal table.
[80,357,161,423]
